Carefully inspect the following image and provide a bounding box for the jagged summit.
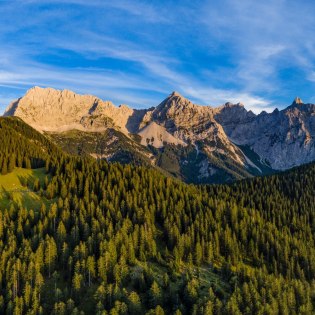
[224,102,234,107]
[155,91,195,114]
[26,86,77,97]
[169,91,182,97]
[223,101,245,108]
[292,97,303,105]
[27,85,41,92]
[164,91,191,105]
[237,102,245,107]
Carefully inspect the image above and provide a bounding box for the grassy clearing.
[0,167,50,210]
[134,260,230,303]
[198,266,231,298]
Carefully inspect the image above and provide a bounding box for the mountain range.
[4,86,315,183]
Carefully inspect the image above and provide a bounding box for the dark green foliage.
[0,117,63,174]
[157,145,181,177]
[0,117,315,314]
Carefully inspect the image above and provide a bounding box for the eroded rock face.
[145,92,245,164]
[4,86,315,179]
[5,87,101,130]
[215,99,315,169]
[4,88,239,156]
[4,86,147,134]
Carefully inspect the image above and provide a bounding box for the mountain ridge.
[4,86,315,183]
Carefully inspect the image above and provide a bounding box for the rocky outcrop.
[215,98,315,169]
[4,86,147,134]
[144,92,246,165]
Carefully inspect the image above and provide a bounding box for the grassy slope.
[0,167,50,210]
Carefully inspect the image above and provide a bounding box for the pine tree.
[87,256,96,287]
[1,159,7,175]
[149,281,162,308]
[8,154,15,172]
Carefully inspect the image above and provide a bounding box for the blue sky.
[1,0,315,114]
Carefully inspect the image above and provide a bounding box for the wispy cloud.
[202,0,315,93]
[39,29,273,111]
[1,0,315,115]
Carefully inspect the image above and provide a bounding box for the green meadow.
[0,167,50,210]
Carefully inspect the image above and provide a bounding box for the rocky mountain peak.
[222,102,245,109]
[25,86,75,98]
[27,86,41,93]
[224,102,234,107]
[237,102,245,107]
[153,91,196,122]
[163,91,192,107]
[170,91,182,97]
[292,97,303,105]
[3,87,137,133]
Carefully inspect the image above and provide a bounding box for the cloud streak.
[1,0,315,114]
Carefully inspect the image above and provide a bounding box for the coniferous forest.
[1,117,315,314]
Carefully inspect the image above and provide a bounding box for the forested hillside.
[0,117,63,175]
[0,117,315,314]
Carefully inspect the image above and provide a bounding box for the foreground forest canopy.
[0,117,315,314]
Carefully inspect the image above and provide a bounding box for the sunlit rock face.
[4,86,147,134]
[5,87,315,182]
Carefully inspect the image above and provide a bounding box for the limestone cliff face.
[4,86,147,134]
[5,87,103,131]
[5,86,315,181]
[141,92,245,165]
[215,99,315,170]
